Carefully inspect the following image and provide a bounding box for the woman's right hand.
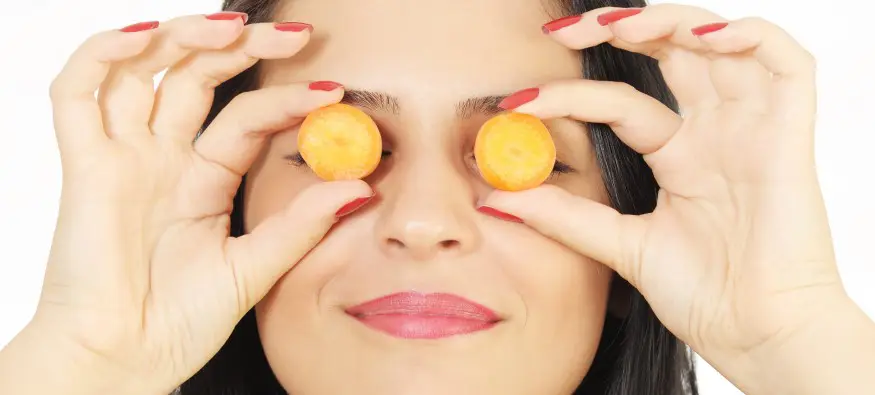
[23,13,372,394]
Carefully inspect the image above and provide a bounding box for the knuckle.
[736,16,781,37]
[82,30,110,47]
[79,30,117,56]
[739,15,771,27]
[646,3,685,13]
[179,65,226,90]
[614,28,650,45]
[649,4,726,28]
[649,3,710,17]
[48,77,67,102]
[798,50,817,74]
[738,16,817,71]
[160,14,196,29]
[220,90,275,119]
[50,35,108,102]
[603,81,640,98]
[177,14,244,49]
[735,16,778,36]
[227,89,258,107]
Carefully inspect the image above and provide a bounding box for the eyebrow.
[456,95,506,118]
[341,89,507,118]
[341,89,400,114]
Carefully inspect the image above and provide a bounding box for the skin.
[247,1,611,394]
[0,2,874,395]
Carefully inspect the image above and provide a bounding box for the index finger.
[499,79,682,155]
[194,81,345,176]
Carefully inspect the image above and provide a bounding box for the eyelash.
[550,160,574,175]
[471,153,574,179]
[285,151,393,166]
[287,151,574,178]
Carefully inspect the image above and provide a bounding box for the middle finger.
[97,12,247,141]
[151,21,314,144]
[543,4,730,108]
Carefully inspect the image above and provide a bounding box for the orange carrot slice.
[474,112,556,191]
[298,103,382,181]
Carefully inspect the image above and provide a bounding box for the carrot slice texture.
[298,103,383,181]
[475,112,556,191]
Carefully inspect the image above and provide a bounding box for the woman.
[0,0,873,393]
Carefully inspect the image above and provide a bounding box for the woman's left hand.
[480,4,872,394]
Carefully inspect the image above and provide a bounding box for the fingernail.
[275,21,313,32]
[691,22,729,36]
[477,206,524,223]
[336,196,374,218]
[542,15,582,34]
[206,11,248,23]
[309,81,344,91]
[498,87,539,110]
[120,21,159,33]
[597,8,643,26]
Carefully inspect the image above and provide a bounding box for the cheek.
[258,224,362,315]
[253,216,365,393]
[493,170,614,378]
[508,238,611,318]
[506,183,612,331]
[494,225,613,340]
[246,153,351,325]
[474,226,613,389]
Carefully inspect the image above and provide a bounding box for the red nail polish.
[477,206,524,223]
[120,21,159,33]
[597,8,643,26]
[498,87,539,110]
[309,81,344,91]
[542,15,582,34]
[206,11,248,23]
[336,196,373,218]
[691,22,728,36]
[275,22,313,32]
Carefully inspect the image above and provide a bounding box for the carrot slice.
[298,103,383,181]
[474,112,556,191]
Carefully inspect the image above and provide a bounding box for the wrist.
[722,296,875,395]
[0,321,161,395]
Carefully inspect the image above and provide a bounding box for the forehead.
[262,0,581,107]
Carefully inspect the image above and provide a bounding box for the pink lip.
[345,292,501,339]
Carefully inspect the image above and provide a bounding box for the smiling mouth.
[345,292,502,339]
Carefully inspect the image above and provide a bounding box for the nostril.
[439,240,460,250]
[386,238,405,250]
[380,237,463,258]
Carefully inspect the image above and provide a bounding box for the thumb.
[479,184,646,286]
[225,180,374,309]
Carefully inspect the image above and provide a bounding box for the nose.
[375,161,481,261]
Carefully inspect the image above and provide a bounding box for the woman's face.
[246,0,613,393]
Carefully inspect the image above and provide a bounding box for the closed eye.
[284,151,393,166]
[471,153,575,178]
[285,152,573,180]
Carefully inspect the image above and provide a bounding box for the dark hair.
[181,0,698,393]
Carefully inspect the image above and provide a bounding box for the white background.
[0,1,872,394]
